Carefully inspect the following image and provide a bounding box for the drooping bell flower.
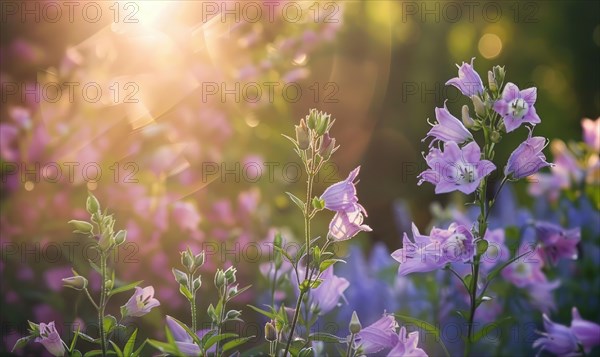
[534,222,581,265]
[493,82,541,133]
[423,102,473,146]
[355,314,398,354]
[387,326,428,357]
[418,141,496,195]
[122,286,160,317]
[166,316,201,356]
[445,58,484,97]
[310,266,350,315]
[533,314,579,356]
[328,204,372,241]
[505,131,552,179]
[320,167,360,211]
[571,307,600,354]
[35,322,65,357]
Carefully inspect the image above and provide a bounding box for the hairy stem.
[98,252,108,356]
[283,290,305,356]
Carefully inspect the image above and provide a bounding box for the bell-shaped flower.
[328,204,372,241]
[387,326,428,357]
[501,245,547,288]
[392,223,474,276]
[418,141,496,195]
[505,131,552,179]
[166,316,202,356]
[122,286,160,317]
[320,167,360,211]
[35,322,65,357]
[445,58,484,97]
[423,103,473,146]
[493,82,541,132]
[534,222,580,265]
[310,266,350,315]
[355,314,398,354]
[571,307,600,354]
[533,314,579,356]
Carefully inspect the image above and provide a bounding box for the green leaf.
[227,284,251,301]
[108,280,143,297]
[146,339,180,355]
[309,332,342,343]
[395,314,450,357]
[298,347,313,357]
[179,284,194,300]
[247,304,277,319]
[131,339,147,357]
[109,340,124,357]
[103,315,118,335]
[319,259,345,273]
[71,350,83,357]
[221,336,255,354]
[204,333,238,350]
[69,327,80,352]
[274,245,295,265]
[463,274,472,289]
[285,192,306,213]
[200,330,217,347]
[123,329,137,356]
[471,316,514,343]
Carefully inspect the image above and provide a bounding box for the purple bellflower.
[445,58,484,97]
[493,82,541,133]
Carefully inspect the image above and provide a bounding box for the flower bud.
[224,267,237,284]
[490,131,502,143]
[172,268,188,285]
[295,119,310,150]
[273,233,283,249]
[62,276,88,290]
[265,321,277,342]
[493,65,505,87]
[114,230,127,245]
[193,277,202,291]
[319,133,336,159]
[461,105,475,128]
[349,311,362,334]
[86,194,100,215]
[68,220,93,234]
[315,113,330,136]
[487,71,498,93]
[226,310,242,320]
[471,95,486,116]
[97,233,113,251]
[215,270,225,288]
[194,251,205,268]
[181,249,193,271]
[307,109,318,129]
[312,197,325,210]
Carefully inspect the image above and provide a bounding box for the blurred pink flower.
[582,118,600,152]
[172,201,201,232]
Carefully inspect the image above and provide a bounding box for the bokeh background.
[1,0,599,355]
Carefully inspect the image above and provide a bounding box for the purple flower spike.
[355,314,398,354]
[321,166,360,211]
[445,58,484,97]
[424,102,473,146]
[493,82,541,132]
[35,322,65,357]
[533,314,579,356]
[122,286,160,317]
[418,141,496,195]
[571,307,600,354]
[387,326,428,357]
[505,130,552,179]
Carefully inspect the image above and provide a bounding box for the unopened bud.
[349,311,362,334]
[194,251,205,268]
[181,249,194,271]
[172,268,188,285]
[86,193,100,215]
[493,65,505,87]
[114,230,127,245]
[68,220,93,234]
[215,270,225,288]
[224,267,237,284]
[471,95,486,116]
[461,105,474,128]
[193,277,202,291]
[295,119,310,150]
[226,310,242,320]
[487,71,498,93]
[490,131,502,143]
[307,109,318,129]
[62,276,88,290]
[274,233,283,249]
[315,113,330,136]
[265,321,277,342]
[319,133,336,159]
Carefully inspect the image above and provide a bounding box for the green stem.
[346,333,355,357]
[98,253,108,357]
[283,290,305,356]
[189,273,197,332]
[215,285,227,357]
